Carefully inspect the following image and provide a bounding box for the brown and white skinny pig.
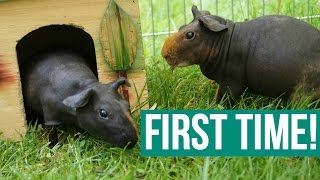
[162,5,320,104]
[21,49,138,148]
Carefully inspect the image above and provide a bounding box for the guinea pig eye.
[185,32,195,39]
[99,109,109,119]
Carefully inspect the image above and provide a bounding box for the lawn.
[1,0,320,179]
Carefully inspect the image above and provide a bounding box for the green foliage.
[140,0,320,60]
[146,58,320,111]
[2,58,320,179]
[146,60,217,110]
[140,0,320,179]
[102,0,138,71]
[1,114,320,179]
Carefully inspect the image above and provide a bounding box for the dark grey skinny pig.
[162,5,320,103]
[21,49,138,148]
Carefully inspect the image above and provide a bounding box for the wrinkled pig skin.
[21,49,138,148]
[162,5,320,104]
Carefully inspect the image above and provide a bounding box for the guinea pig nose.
[161,46,169,59]
[161,51,168,59]
[117,135,136,149]
[122,131,138,149]
[163,55,168,59]
[127,136,138,149]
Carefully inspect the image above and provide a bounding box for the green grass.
[2,60,320,179]
[1,0,320,179]
[2,130,320,179]
[2,63,320,179]
[140,0,320,61]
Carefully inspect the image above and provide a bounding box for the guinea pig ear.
[110,77,131,91]
[199,16,228,32]
[192,5,211,20]
[62,88,94,109]
[192,5,202,19]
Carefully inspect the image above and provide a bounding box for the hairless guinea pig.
[162,5,320,104]
[21,49,138,148]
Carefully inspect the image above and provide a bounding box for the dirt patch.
[0,56,16,90]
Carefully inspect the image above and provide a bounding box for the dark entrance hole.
[16,24,98,123]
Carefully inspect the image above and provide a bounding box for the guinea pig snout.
[161,47,169,60]
[161,33,180,61]
[116,130,138,149]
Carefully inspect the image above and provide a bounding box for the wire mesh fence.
[140,0,320,61]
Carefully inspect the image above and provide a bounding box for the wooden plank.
[0,59,26,140]
[0,0,148,141]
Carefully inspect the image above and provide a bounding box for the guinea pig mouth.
[113,134,138,149]
[116,140,137,149]
[175,61,192,67]
[91,130,137,149]
[167,59,191,69]
[163,56,180,68]
[102,129,138,149]
[166,60,177,68]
